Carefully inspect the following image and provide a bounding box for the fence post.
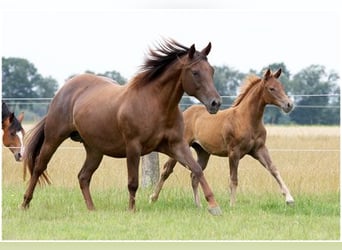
[141,152,160,188]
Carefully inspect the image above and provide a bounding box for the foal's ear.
[17,112,25,123]
[189,44,196,59]
[274,68,282,79]
[263,68,272,80]
[201,42,211,56]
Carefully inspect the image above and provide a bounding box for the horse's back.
[44,74,124,139]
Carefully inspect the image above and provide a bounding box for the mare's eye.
[269,87,275,92]
[192,71,200,77]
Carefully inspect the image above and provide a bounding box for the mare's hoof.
[19,204,29,210]
[208,206,222,216]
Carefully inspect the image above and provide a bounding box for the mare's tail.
[23,117,51,185]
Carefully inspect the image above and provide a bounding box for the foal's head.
[2,112,25,161]
[179,42,221,114]
[262,68,293,113]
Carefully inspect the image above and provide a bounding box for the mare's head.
[2,103,25,161]
[179,42,221,114]
[262,68,293,113]
[140,39,221,114]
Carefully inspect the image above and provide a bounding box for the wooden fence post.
[141,152,160,188]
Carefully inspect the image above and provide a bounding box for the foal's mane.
[131,39,190,86]
[232,75,263,107]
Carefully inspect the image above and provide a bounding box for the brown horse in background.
[2,101,25,161]
[22,39,223,215]
[150,69,295,207]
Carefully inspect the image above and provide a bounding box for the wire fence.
[3,94,341,108]
[2,95,340,153]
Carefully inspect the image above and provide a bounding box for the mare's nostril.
[211,99,221,108]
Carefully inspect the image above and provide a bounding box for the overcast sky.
[1,0,341,85]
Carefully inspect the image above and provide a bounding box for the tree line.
[2,57,340,125]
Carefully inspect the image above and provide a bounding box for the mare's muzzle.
[206,97,222,114]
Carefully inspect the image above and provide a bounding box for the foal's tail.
[23,117,51,185]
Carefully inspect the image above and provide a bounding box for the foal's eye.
[269,87,276,92]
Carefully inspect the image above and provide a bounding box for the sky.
[1,0,341,85]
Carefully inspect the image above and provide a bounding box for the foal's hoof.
[149,194,157,203]
[286,200,295,206]
[208,206,222,216]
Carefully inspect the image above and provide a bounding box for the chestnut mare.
[22,39,223,215]
[150,69,295,207]
[2,101,25,161]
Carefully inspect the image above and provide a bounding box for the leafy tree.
[98,70,127,84]
[2,57,58,98]
[67,70,127,85]
[289,65,340,124]
[213,65,245,108]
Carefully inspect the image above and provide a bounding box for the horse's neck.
[150,70,184,114]
[235,84,266,126]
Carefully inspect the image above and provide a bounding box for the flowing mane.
[232,75,263,107]
[131,39,190,86]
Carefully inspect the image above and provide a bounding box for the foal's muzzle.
[282,100,294,113]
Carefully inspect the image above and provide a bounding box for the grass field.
[1,125,340,240]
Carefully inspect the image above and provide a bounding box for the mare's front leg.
[171,142,222,216]
[126,142,141,211]
[253,146,294,205]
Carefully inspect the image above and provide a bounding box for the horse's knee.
[191,166,204,179]
[128,183,139,195]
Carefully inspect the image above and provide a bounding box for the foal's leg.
[253,146,294,204]
[149,158,177,203]
[228,154,240,206]
[191,144,210,207]
[171,142,221,215]
[78,146,103,210]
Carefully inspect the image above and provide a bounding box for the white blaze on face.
[17,130,25,157]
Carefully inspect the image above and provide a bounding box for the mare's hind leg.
[149,158,177,203]
[190,143,210,207]
[78,146,103,210]
[21,141,63,209]
[253,146,294,205]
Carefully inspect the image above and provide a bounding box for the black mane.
[2,101,23,131]
[2,101,11,122]
[139,39,190,82]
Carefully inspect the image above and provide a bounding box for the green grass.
[2,126,340,240]
[2,186,339,240]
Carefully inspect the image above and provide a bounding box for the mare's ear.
[201,42,211,56]
[17,112,25,123]
[274,68,282,79]
[263,68,272,80]
[188,44,196,59]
